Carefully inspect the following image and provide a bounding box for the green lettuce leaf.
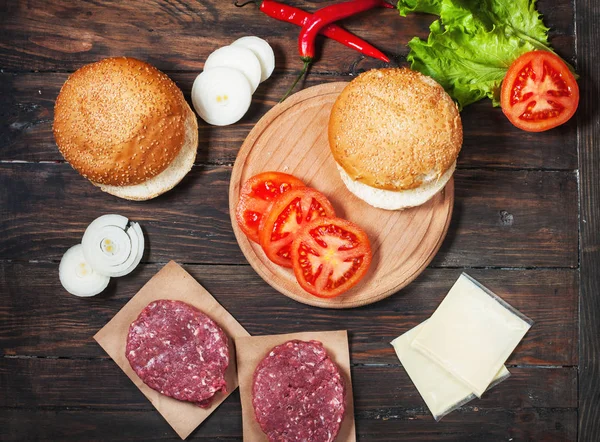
[397,0,442,16]
[396,0,554,109]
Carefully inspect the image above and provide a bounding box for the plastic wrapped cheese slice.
[391,321,510,421]
[411,273,533,398]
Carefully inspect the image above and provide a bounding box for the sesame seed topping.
[53,57,191,186]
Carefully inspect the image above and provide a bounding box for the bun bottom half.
[337,161,456,211]
[93,105,198,201]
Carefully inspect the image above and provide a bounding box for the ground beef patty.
[252,340,346,442]
[126,299,229,408]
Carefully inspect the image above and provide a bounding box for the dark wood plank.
[432,169,578,268]
[1,403,243,441]
[0,0,396,73]
[355,409,576,442]
[0,72,577,169]
[0,263,578,365]
[0,358,577,410]
[0,0,574,73]
[0,358,577,441]
[0,408,577,441]
[0,0,587,441]
[0,165,578,267]
[576,0,600,439]
[459,103,577,170]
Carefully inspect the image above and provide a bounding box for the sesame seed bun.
[93,104,197,201]
[53,57,197,199]
[337,161,455,210]
[328,68,462,209]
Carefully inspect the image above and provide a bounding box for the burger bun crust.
[94,104,198,201]
[53,57,198,200]
[329,68,462,193]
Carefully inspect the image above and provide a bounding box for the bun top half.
[328,68,462,191]
[53,57,191,186]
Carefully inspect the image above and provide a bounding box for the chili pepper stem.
[280,59,311,102]
[234,0,259,7]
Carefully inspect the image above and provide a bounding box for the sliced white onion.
[204,45,262,93]
[191,67,252,126]
[59,244,110,297]
[81,214,145,277]
[231,36,275,83]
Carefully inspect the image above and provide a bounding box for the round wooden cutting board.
[229,82,454,309]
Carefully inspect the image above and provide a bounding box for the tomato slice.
[259,187,335,268]
[236,172,305,243]
[500,50,579,132]
[291,217,372,298]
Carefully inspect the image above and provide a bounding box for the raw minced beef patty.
[252,340,346,442]
[126,299,229,408]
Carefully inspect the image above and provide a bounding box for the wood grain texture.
[0,165,578,267]
[0,358,577,441]
[1,406,243,441]
[0,0,574,73]
[0,263,578,365]
[230,83,453,308]
[0,0,593,439]
[0,358,577,410]
[432,169,578,268]
[0,408,577,442]
[0,72,577,169]
[355,409,576,442]
[576,0,600,439]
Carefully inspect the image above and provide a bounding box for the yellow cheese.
[411,273,532,397]
[392,321,510,420]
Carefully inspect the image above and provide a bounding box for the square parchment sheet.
[94,261,249,439]
[236,330,356,442]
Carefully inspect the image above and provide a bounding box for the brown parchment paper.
[94,261,249,439]
[235,330,356,442]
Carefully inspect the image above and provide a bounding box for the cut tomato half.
[259,187,335,268]
[235,172,305,243]
[291,217,372,298]
[500,50,579,132]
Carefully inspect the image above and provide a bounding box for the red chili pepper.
[235,0,389,63]
[299,0,394,62]
[281,0,393,100]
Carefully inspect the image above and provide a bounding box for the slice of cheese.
[391,321,510,420]
[411,273,532,397]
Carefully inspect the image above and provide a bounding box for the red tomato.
[500,50,579,132]
[259,187,335,268]
[291,217,372,298]
[236,172,305,243]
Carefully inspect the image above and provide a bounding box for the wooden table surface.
[1,1,599,441]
